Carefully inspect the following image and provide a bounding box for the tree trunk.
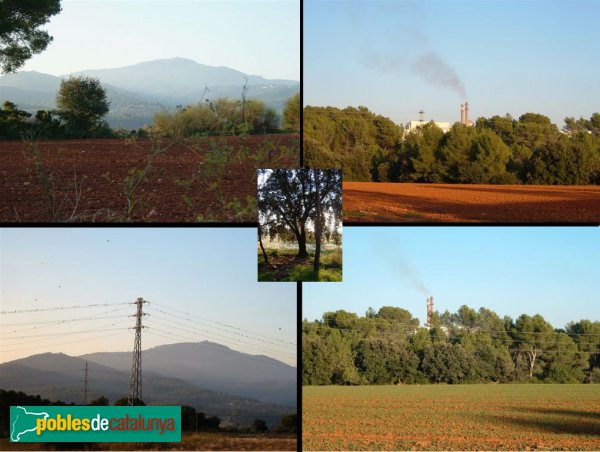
[258,223,268,265]
[526,350,537,378]
[313,170,321,277]
[296,226,308,259]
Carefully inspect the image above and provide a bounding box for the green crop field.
[303,385,600,451]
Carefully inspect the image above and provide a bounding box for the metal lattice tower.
[128,297,147,406]
[82,361,88,405]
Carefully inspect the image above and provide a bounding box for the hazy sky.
[304,227,600,329]
[304,0,600,127]
[21,0,300,81]
[0,228,297,366]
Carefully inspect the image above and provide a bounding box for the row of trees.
[304,106,600,184]
[152,92,299,138]
[303,305,600,385]
[0,85,300,140]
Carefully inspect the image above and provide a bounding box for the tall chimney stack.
[460,104,465,125]
[426,296,435,327]
[465,102,469,126]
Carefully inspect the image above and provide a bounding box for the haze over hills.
[0,348,295,429]
[81,341,296,407]
[0,58,300,129]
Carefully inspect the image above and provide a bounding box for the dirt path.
[344,182,600,223]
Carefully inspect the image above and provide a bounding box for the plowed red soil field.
[0,134,298,222]
[344,182,600,223]
[303,385,600,451]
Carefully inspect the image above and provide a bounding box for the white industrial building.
[405,103,472,134]
[405,120,452,134]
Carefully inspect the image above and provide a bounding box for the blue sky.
[0,228,296,365]
[304,0,600,127]
[304,227,600,330]
[21,0,300,81]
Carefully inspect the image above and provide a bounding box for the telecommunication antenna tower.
[82,361,88,405]
[128,297,147,406]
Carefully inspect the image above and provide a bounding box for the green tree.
[459,129,512,183]
[566,320,600,371]
[205,416,221,430]
[258,169,341,259]
[420,342,473,383]
[304,105,402,181]
[87,396,109,406]
[180,406,197,431]
[0,0,62,73]
[355,338,419,384]
[114,397,145,406]
[56,76,110,137]
[0,101,31,138]
[282,92,300,131]
[527,136,597,184]
[405,122,445,182]
[252,419,268,433]
[512,314,555,379]
[543,332,588,383]
[460,332,514,382]
[275,413,297,433]
[302,333,333,385]
[113,397,128,406]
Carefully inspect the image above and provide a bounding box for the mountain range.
[0,58,299,129]
[0,341,296,429]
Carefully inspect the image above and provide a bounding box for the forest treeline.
[304,106,600,184]
[302,305,600,385]
[0,77,300,140]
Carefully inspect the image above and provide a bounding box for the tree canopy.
[258,169,342,258]
[56,76,110,137]
[304,106,600,185]
[0,0,62,73]
[151,97,280,138]
[282,92,300,132]
[303,305,599,385]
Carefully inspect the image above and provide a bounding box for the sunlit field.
[303,385,600,450]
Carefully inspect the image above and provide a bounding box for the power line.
[146,307,295,352]
[508,349,600,355]
[1,302,130,315]
[146,317,295,361]
[145,324,295,362]
[1,319,132,341]
[151,302,296,346]
[144,329,295,368]
[313,319,600,336]
[0,306,130,328]
[0,329,130,354]
[1,311,130,335]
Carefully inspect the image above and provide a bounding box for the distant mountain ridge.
[0,347,296,429]
[0,57,299,128]
[81,341,296,407]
